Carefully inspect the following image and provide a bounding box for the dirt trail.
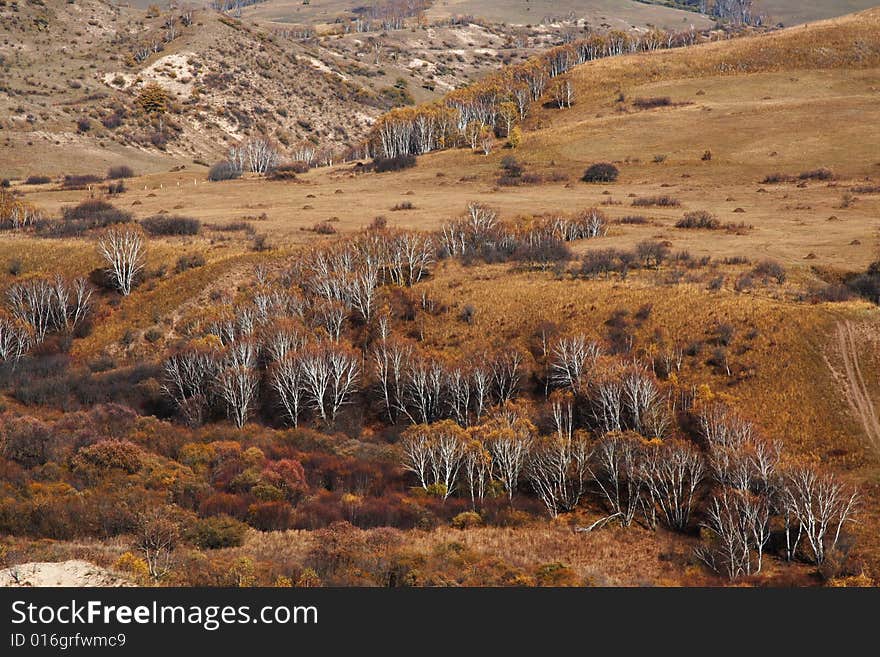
[832,321,880,454]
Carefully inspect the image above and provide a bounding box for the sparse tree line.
[400,391,858,580]
[364,25,715,158]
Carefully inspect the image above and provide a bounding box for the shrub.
[847,273,880,303]
[72,440,142,475]
[107,181,126,195]
[247,501,293,531]
[799,167,833,181]
[141,214,201,236]
[144,327,164,343]
[734,274,754,292]
[373,154,416,173]
[500,156,523,176]
[313,221,337,235]
[137,83,170,115]
[102,110,125,130]
[269,164,302,181]
[582,162,619,183]
[816,283,853,302]
[391,201,414,211]
[53,199,132,235]
[251,234,270,251]
[76,117,92,133]
[752,259,786,283]
[632,96,672,109]
[61,174,102,189]
[175,253,206,273]
[0,416,54,467]
[24,175,52,185]
[188,515,248,549]
[107,165,135,180]
[207,161,241,182]
[451,511,482,529]
[618,215,649,224]
[761,172,792,184]
[636,240,669,268]
[676,210,720,229]
[508,126,522,148]
[632,195,680,207]
[580,248,637,279]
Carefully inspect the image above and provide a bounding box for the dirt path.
[832,321,880,454]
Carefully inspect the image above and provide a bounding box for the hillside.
[1,7,879,587]
[0,1,425,177]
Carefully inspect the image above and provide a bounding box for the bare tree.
[699,403,754,452]
[484,414,535,502]
[387,232,433,286]
[162,347,219,426]
[591,433,644,526]
[550,334,602,392]
[696,488,769,580]
[528,430,592,517]
[621,368,669,438]
[491,349,523,404]
[270,353,306,427]
[313,299,348,342]
[400,355,444,425]
[6,276,92,342]
[551,76,574,109]
[445,365,472,426]
[471,363,492,423]
[639,440,705,530]
[462,437,492,509]
[326,344,360,421]
[98,225,147,296]
[215,341,260,428]
[782,467,858,565]
[0,315,31,367]
[298,342,359,424]
[372,335,411,423]
[135,507,179,581]
[400,421,468,499]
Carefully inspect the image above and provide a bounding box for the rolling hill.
[2,5,880,587]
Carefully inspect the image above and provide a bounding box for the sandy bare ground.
[828,321,880,454]
[0,561,132,587]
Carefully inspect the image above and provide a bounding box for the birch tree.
[98,225,147,296]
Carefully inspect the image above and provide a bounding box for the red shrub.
[247,500,293,531]
[200,492,249,519]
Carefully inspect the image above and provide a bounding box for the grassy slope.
[6,8,880,580]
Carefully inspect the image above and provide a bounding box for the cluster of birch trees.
[0,276,93,367]
[366,25,707,158]
[438,202,605,265]
[401,390,858,580]
[0,190,41,231]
